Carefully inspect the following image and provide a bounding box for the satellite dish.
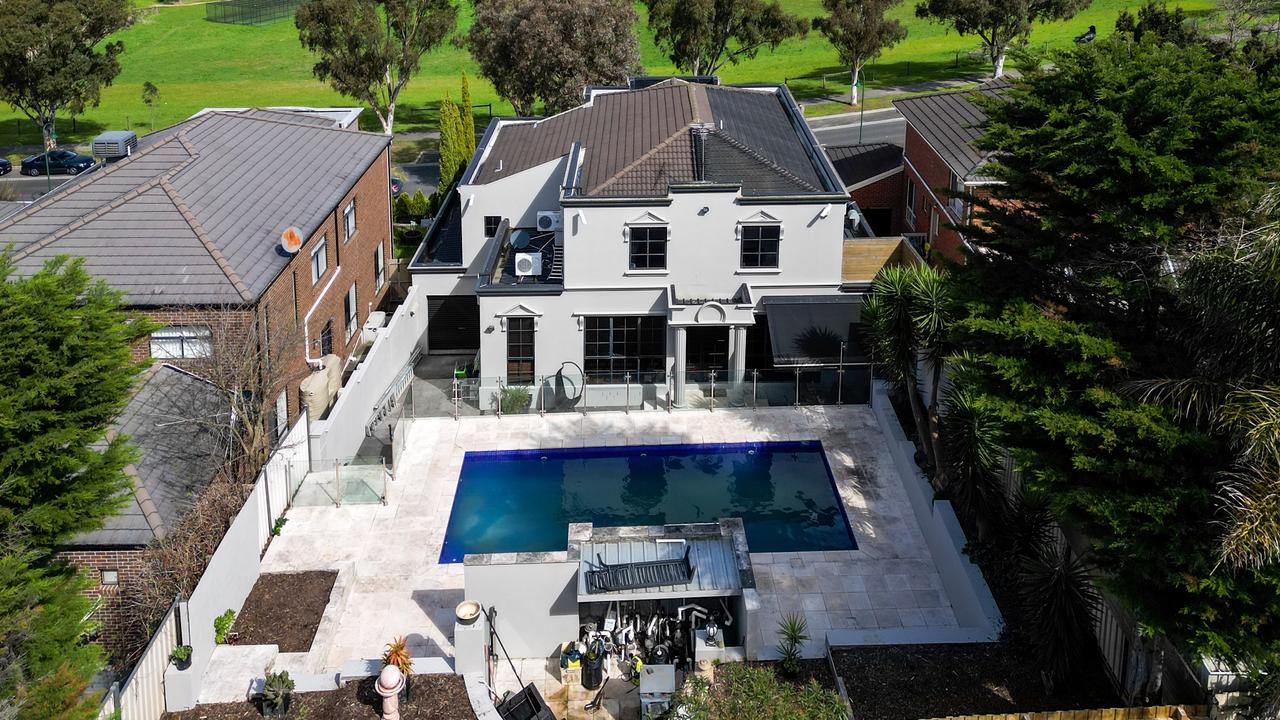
[280,226,304,254]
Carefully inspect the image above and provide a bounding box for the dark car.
[21,149,94,176]
[0,157,10,176]
[390,176,403,196]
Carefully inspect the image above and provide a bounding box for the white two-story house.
[409,77,917,410]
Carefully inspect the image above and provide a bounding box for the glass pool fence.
[404,363,873,419]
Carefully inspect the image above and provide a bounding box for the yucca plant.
[261,670,294,716]
[940,378,1008,538]
[775,612,809,677]
[1019,545,1100,690]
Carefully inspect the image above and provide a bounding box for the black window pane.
[583,316,666,383]
[740,226,780,268]
[628,226,667,270]
[484,216,502,238]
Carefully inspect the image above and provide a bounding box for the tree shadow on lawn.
[0,116,109,152]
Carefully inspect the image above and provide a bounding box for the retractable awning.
[762,295,864,366]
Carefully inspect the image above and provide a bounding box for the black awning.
[762,295,864,366]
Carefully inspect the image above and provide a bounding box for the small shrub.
[393,193,414,223]
[382,635,413,675]
[213,609,235,644]
[775,612,809,677]
[170,644,192,664]
[271,517,288,536]
[671,662,847,720]
[495,385,532,414]
[409,189,430,219]
[262,670,294,708]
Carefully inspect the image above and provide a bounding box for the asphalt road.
[807,107,906,148]
[0,172,71,201]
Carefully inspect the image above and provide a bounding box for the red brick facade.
[850,169,904,236]
[129,147,394,427]
[902,124,968,263]
[57,547,145,661]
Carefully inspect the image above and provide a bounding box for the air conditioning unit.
[90,130,137,162]
[514,252,543,277]
[535,211,562,232]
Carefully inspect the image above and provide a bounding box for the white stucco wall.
[463,561,580,659]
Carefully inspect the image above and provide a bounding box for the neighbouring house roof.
[66,365,229,548]
[825,143,904,189]
[0,201,25,221]
[893,79,1011,180]
[410,188,463,269]
[0,110,389,306]
[467,79,844,198]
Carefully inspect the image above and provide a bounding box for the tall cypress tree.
[0,254,151,546]
[460,72,476,158]
[436,97,463,192]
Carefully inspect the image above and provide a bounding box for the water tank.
[91,130,138,162]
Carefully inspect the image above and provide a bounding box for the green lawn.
[0,0,1219,148]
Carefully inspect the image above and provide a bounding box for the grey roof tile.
[893,79,1010,179]
[825,143,904,187]
[0,111,389,306]
[471,80,835,198]
[66,366,229,548]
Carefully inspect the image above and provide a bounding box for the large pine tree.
[0,254,151,546]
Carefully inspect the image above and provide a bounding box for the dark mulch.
[162,675,477,719]
[834,643,1119,720]
[230,571,337,653]
[747,659,837,691]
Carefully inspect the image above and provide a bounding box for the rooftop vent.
[91,130,138,162]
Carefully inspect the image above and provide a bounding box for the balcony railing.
[402,364,874,420]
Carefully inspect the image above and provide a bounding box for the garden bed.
[162,674,476,719]
[746,658,837,691]
[833,643,1118,720]
[230,570,337,653]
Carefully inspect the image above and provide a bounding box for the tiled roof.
[825,143,904,188]
[0,111,389,306]
[893,79,1011,179]
[66,365,229,548]
[470,79,838,197]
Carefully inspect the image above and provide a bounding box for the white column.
[673,326,687,407]
[731,325,748,387]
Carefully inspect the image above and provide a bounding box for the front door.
[685,326,729,375]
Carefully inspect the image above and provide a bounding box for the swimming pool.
[438,441,856,563]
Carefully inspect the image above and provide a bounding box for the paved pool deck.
[256,405,961,711]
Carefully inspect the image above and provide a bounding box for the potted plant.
[382,636,413,701]
[169,645,192,671]
[260,670,294,717]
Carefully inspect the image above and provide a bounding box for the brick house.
[893,80,1009,263]
[825,143,905,237]
[58,364,228,659]
[0,107,394,432]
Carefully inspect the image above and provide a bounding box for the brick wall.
[57,546,146,663]
[850,169,904,236]
[130,146,394,427]
[257,146,394,423]
[903,125,966,263]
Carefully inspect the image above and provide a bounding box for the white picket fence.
[96,414,310,719]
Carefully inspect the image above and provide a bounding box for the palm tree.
[863,264,955,487]
[940,376,1008,537]
[1134,187,1280,569]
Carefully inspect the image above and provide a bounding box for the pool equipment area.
[439,441,856,563]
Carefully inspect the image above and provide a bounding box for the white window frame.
[736,222,783,271]
[344,283,358,342]
[948,172,965,219]
[374,242,385,292]
[149,325,213,359]
[343,200,357,241]
[310,238,328,285]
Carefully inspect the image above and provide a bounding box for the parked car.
[0,157,11,176]
[21,149,94,176]
[390,176,403,196]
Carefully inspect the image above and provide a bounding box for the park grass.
[0,0,1219,148]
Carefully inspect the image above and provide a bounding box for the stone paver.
[261,405,961,692]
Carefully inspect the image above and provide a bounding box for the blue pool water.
[438,441,856,563]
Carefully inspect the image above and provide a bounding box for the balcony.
[840,236,923,289]
[475,219,564,295]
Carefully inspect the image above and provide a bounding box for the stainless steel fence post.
[667,373,673,413]
[496,377,504,419]
[538,375,546,416]
[453,378,460,421]
[752,370,758,408]
[582,379,588,415]
[794,368,801,407]
[837,342,846,405]
[624,373,631,414]
[709,371,716,412]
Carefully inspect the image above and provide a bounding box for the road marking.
[806,107,901,124]
[812,117,906,133]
